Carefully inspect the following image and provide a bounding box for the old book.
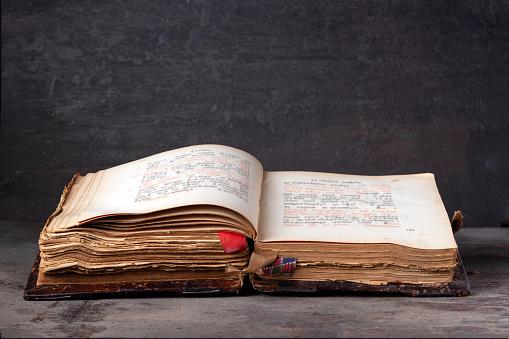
[27,144,467,298]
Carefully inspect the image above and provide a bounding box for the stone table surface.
[1,221,508,338]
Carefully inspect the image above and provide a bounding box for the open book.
[32,144,464,297]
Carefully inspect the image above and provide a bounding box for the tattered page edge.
[451,210,464,234]
[43,173,80,228]
[226,252,277,275]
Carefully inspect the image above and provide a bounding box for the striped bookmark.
[262,257,297,276]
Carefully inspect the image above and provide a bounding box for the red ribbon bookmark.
[218,231,247,254]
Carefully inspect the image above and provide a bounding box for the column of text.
[135,148,251,202]
[283,179,400,228]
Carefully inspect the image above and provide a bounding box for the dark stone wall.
[1,0,508,227]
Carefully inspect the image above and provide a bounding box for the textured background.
[1,0,508,227]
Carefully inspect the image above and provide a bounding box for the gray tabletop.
[1,221,508,338]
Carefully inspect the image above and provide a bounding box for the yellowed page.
[55,171,104,230]
[50,173,95,232]
[68,145,263,230]
[257,171,456,250]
